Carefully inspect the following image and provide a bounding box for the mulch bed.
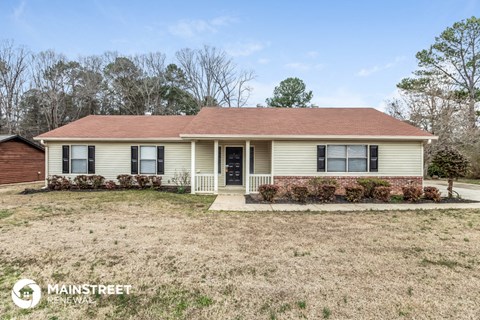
[245,194,478,205]
[20,186,190,195]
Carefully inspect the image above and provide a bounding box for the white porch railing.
[195,174,215,193]
[249,174,272,193]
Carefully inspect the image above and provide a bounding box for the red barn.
[0,135,45,184]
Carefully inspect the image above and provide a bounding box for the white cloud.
[11,0,26,21]
[306,51,319,58]
[257,58,270,64]
[168,16,236,38]
[284,62,325,72]
[225,41,267,57]
[356,56,406,77]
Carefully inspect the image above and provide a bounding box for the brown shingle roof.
[36,115,195,139]
[182,107,433,137]
[35,108,434,140]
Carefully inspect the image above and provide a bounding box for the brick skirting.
[273,176,423,195]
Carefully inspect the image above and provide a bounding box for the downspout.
[40,140,49,188]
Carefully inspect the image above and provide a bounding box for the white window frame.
[139,145,157,175]
[326,144,369,173]
[71,145,88,174]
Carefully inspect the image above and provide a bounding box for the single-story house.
[34,107,436,194]
[0,135,45,184]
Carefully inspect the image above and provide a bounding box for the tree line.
[386,16,480,178]
[0,43,255,139]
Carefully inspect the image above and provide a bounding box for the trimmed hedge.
[345,185,364,203]
[372,186,392,202]
[357,178,390,198]
[258,184,279,202]
[423,186,441,202]
[402,185,423,202]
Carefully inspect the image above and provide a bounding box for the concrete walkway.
[424,180,480,201]
[209,181,480,212]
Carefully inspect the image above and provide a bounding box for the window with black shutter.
[157,146,165,175]
[62,145,70,173]
[369,145,378,172]
[317,145,326,172]
[87,146,95,174]
[131,146,138,174]
[249,146,254,174]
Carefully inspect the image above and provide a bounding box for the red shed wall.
[0,140,45,184]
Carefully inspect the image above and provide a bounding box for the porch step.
[217,187,245,195]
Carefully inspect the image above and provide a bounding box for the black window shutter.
[88,146,95,174]
[369,145,378,172]
[62,145,70,173]
[157,146,165,175]
[317,145,326,172]
[218,146,221,174]
[131,146,138,174]
[249,146,254,174]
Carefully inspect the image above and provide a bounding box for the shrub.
[282,183,296,201]
[427,163,445,178]
[402,185,423,202]
[104,180,117,190]
[73,175,90,189]
[317,184,337,202]
[258,184,279,202]
[424,186,442,202]
[357,178,390,198]
[135,175,150,189]
[91,175,105,189]
[292,185,309,203]
[148,176,162,189]
[47,175,71,190]
[372,186,392,202]
[309,177,338,202]
[117,174,134,189]
[171,169,190,193]
[309,177,338,189]
[430,146,469,198]
[345,185,364,202]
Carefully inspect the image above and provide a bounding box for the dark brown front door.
[226,147,242,185]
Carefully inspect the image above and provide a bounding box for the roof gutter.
[178,134,438,141]
[33,137,185,142]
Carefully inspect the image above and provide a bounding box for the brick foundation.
[274,176,423,195]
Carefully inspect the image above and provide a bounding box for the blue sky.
[1,0,478,109]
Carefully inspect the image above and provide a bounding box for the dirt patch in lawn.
[1,183,480,319]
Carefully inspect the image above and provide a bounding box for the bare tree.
[31,50,81,130]
[0,40,31,133]
[176,45,255,108]
[133,52,166,114]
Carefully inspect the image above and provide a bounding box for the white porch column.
[271,140,275,184]
[213,140,219,194]
[245,140,250,194]
[191,140,196,194]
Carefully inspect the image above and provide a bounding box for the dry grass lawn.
[0,183,480,319]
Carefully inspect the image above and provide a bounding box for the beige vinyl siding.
[195,141,214,173]
[273,140,423,176]
[47,142,191,185]
[251,141,270,174]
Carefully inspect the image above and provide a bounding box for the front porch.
[190,140,273,195]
